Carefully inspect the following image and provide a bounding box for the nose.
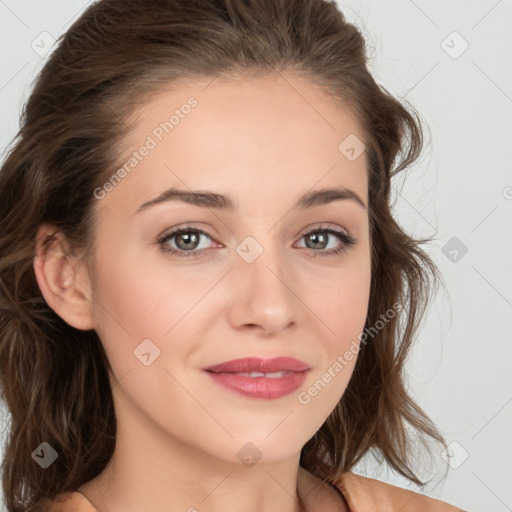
[227,242,299,336]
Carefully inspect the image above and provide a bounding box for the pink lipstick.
[202,357,310,399]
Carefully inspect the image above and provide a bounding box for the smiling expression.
[85,70,372,463]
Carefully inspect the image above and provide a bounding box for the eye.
[156,224,356,258]
[157,226,217,258]
[294,225,356,257]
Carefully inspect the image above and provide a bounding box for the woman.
[0,0,464,511]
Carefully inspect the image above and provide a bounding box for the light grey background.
[1,1,511,511]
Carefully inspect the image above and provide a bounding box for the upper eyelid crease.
[134,186,367,216]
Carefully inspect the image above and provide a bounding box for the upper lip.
[203,357,310,373]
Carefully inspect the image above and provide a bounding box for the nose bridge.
[239,230,290,293]
[231,228,299,331]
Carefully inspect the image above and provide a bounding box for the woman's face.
[87,72,371,466]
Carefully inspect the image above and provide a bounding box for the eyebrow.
[134,185,367,215]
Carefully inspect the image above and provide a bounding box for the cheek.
[308,256,371,345]
[92,230,203,331]
[297,267,370,415]
[89,244,181,369]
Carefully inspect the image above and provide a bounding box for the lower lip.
[203,370,310,399]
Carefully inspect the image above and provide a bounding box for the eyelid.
[156,222,356,258]
[156,225,220,249]
[296,222,351,239]
[157,222,352,241]
[294,224,356,254]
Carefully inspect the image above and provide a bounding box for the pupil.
[308,232,326,249]
[177,232,198,249]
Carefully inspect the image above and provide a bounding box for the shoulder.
[334,471,465,512]
[31,473,465,512]
[32,491,97,512]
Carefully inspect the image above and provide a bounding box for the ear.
[33,223,95,331]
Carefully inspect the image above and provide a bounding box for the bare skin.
[78,464,349,511]
[34,71,370,512]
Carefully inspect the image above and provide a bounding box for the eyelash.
[157,224,356,259]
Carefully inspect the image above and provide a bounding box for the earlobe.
[33,223,96,331]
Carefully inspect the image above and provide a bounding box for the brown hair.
[0,0,448,510]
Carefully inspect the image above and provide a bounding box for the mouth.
[201,356,311,399]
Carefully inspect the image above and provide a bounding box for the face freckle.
[88,71,372,470]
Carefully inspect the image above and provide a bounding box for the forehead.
[102,71,368,214]
[128,71,365,147]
